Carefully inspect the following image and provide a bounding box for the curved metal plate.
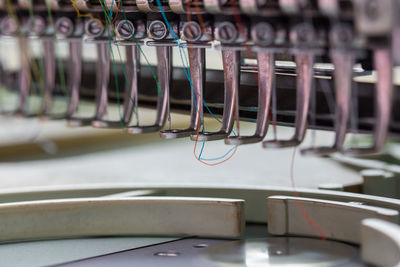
[202,237,364,266]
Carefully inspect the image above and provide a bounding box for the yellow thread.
[70,0,105,29]
[70,0,97,20]
[5,0,17,20]
[98,0,122,45]
[70,0,121,44]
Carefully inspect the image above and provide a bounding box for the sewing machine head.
[0,0,398,156]
[0,1,399,266]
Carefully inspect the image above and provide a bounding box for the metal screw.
[154,251,180,257]
[116,20,135,40]
[215,22,238,44]
[85,19,104,38]
[290,22,315,45]
[0,17,18,36]
[148,20,168,40]
[28,16,46,35]
[251,22,275,46]
[330,24,353,48]
[55,17,74,37]
[182,21,202,42]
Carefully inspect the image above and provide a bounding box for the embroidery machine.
[0,0,399,266]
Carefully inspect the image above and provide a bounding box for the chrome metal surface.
[55,237,364,267]
[15,36,31,116]
[203,237,364,266]
[57,238,229,267]
[66,41,83,118]
[345,48,393,156]
[191,50,240,141]
[41,38,56,117]
[126,46,171,134]
[225,51,274,145]
[160,47,204,139]
[263,53,314,148]
[69,43,110,127]
[92,45,140,129]
[302,51,354,155]
[0,0,398,155]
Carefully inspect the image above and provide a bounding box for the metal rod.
[41,38,56,116]
[160,47,205,139]
[302,50,354,155]
[190,49,240,141]
[225,51,274,145]
[263,52,313,148]
[126,46,171,134]
[345,48,393,155]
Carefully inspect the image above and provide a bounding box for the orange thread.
[187,0,239,165]
[112,0,121,23]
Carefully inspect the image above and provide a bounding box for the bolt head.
[85,19,104,38]
[330,24,353,48]
[0,17,18,36]
[251,22,275,46]
[215,22,238,44]
[28,16,46,35]
[55,17,74,37]
[116,20,135,40]
[182,21,202,42]
[148,20,168,40]
[290,22,315,45]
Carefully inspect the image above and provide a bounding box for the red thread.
[290,147,327,240]
[187,0,239,166]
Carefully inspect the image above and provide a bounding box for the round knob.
[148,20,168,40]
[251,22,275,46]
[182,21,202,42]
[0,17,18,36]
[215,22,238,44]
[116,20,135,40]
[330,24,353,48]
[290,22,315,46]
[55,17,74,37]
[27,16,46,35]
[85,19,104,38]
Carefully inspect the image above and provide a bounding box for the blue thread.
[155,0,236,135]
[100,0,124,126]
[109,0,114,20]
[155,0,238,161]
[119,1,162,98]
[200,147,236,161]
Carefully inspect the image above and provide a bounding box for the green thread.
[45,2,68,98]
[99,0,124,127]
[119,1,162,98]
